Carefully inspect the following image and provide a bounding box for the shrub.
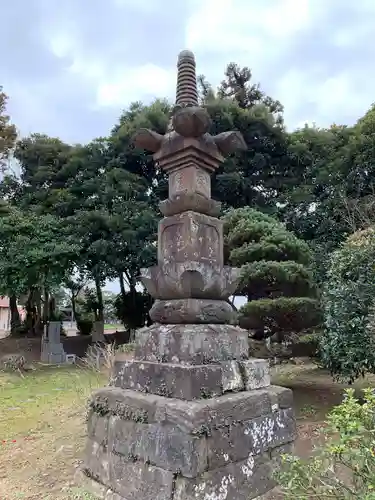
[321,227,375,382]
[0,353,26,373]
[223,207,321,340]
[77,318,94,336]
[277,388,375,499]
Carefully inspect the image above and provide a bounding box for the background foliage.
[0,61,375,381]
[321,227,375,382]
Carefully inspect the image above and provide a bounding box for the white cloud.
[6,0,375,141]
[95,64,176,108]
[185,0,316,67]
[112,0,160,13]
[278,69,374,129]
[46,30,176,109]
[185,0,375,129]
[43,0,375,131]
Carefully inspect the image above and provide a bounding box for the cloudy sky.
[3,0,375,145]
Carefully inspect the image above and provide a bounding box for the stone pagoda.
[81,50,296,500]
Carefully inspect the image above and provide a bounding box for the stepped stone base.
[82,383,296,499]
[40,338,66,364]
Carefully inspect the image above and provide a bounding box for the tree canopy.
[223,207,321,340]
[0,65,375,381]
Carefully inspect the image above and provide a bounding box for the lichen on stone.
[193,474,235,500]
[155,381,173,397]
[191,424,212,437]
[113,401,149,423]
[90,397,110,417]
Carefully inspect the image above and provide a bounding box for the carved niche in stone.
[158,212,223,267]
[141,262,242,300]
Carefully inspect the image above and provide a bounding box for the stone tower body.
[81,50,296,500]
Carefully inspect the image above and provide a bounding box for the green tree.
[7,133,158,329]
[0,208,79,334]
[64,139,158,322]
[281,124,353,283]
[114,290,153,333]
[217,63,283,119]
[197,63,299,214]
[11,133,74,213]
[282,106,375,285]
[321,227,375,382]
[110,99,171,205]
[206,97,294,213]
[223,207,321,340]
[0,87,17,171]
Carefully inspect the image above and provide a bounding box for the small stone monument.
[41,321,66,364]
[92,320,106,343]
[81,50,296,500]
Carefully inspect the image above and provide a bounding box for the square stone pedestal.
[81,325,296,500]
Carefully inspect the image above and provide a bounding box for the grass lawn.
[1,359,375,500]
[0,365,106,500]
[103,324,123,331]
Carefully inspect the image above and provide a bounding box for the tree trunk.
[129,279,137,342]
[49,296,56,320]
[25,289,37,336]
[119,273,127,301]
[35,290,43,336]
[119,273,127,326]
[9,294,21,334]
[71,294,77,322]
[42,288,49,326]
[95,276,104,323]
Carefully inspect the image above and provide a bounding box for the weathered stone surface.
[87,411,109,446]
[159,192,221,217]
[134,323,249,364]
[168,164,211,198]
[110,455,174,500]
[161,389,273,434]
[107,416,142,458]
[174,453,275,500]
[83,439,110,484]
[85,387,293,497]
[89,387,273,432]
[240,359,271,390]
[267,386,294,411]
[172,107,211,138]
[154,136,223,175]
[79,455,175,499]
[144,423,207,477]
[150,298,234,324]
[158,211,224,267]
[141,262,241,301]
[243,408,297,454]
[112,358,223,400]
[221,360,244,392]
[206,408,296,469]
[107,415,207,477]
[90,386,159,423]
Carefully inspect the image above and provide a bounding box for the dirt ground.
[1,346,374,499]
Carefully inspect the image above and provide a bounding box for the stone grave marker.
[41,321,66,364]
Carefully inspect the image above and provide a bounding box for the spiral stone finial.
[176,50,198,106]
